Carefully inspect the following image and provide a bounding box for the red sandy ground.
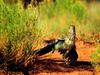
[32,39,100,75]
[0,38,100,75]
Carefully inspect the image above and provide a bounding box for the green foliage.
[0,0,38,65]
[91,48,100,70]
[71,2,87,21]
[3,0,18,5]
[91,48,100,62]
[37,0,87,38]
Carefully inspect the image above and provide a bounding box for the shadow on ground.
[31,59,95,74]
[0,58,98,75]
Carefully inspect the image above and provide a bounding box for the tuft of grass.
[91,47,100,70]
[0,0,39,68]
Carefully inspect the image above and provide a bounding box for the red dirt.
[0,38,100,75]
[30,39,100,75]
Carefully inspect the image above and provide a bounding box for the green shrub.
[0,0,38,67]
[37,0,87,38]
[91,48,100,70]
